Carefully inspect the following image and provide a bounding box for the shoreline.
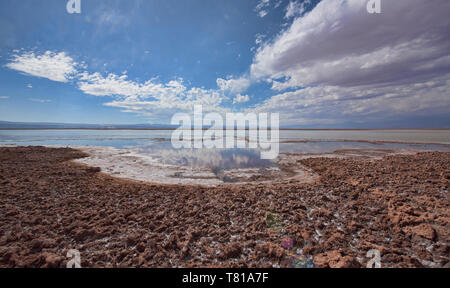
[280,139,450,147]
[0,146,448,268]
[1,143,449,187]
[1,128,450,131]
[1,144,442,187]
[1,134,449,148]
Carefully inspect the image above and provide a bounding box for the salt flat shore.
[64,145,422,187]
[0,146,448,268]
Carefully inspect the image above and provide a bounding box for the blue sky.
[0,0,449,128]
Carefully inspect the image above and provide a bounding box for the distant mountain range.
[0,120,448,130]
[0,121,178,129]
[0,120,280,129]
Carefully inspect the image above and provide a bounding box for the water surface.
[1,129,449,170]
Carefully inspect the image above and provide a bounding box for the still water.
[1,129,449,169]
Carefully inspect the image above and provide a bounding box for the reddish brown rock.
[219,243,242,259]
[0,147,448,268]
[256,243,285,259]
[314,250,360,268]
[43,254,63,268]
[30,239,44,252]
[136,242,146,253]
[403,224,437,241]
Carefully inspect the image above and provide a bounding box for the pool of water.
[135,143,276,169]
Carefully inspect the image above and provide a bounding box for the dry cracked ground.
[0,147,448,268]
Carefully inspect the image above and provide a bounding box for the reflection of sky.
[136,143,275,170]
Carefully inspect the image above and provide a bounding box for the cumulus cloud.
[250,77,450,125]
[6,0,450,127]
[216,76,251,94]
[233,94,250,104]
[5,49,232,120]
[251,0,450,89]
[6,51,78,82]
[103,90,228,121]
[78,72,186,99]
[247,0,450,125]
[78,72,228,119]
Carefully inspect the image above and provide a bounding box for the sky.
[0,0,449,128]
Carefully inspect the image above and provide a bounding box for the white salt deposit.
[70,146,318,186]
[73,146,224,186]
[2,144,421,187]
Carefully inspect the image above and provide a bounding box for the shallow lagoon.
[1,129,449,170]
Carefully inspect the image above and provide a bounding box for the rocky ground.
[0,146,448,268]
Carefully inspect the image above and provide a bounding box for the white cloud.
[285,0,311,19]
[6,51,78,83]
[0,96,9,99]
[27,84,32,89]
[258,10,269,18]
[255,0,270,18]
[251,0,450,89]
[78,72,229,119]
[77,72,181,98]
[274,0,283,9]
[233,94,250,104]
[6,0,449,127]
[247,0,450,125]
[29,98,52,103]
[250,77,450,125]
[255,33,266,46]
[255,0,283,18]
[216,77,251,94]
[5,49,233,120]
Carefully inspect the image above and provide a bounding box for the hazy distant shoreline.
[1,120,449,131]
[0,128,449,131]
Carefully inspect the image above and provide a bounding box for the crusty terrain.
[0,146,448,268]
